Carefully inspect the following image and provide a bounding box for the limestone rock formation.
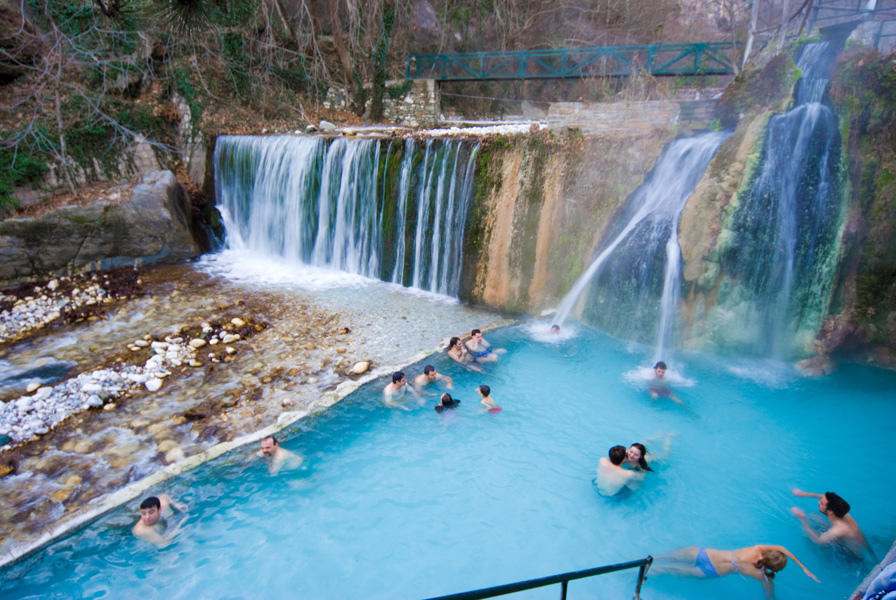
[0,170,201,283]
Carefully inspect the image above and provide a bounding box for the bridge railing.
[405,43,737,81]
[421,556,653,600]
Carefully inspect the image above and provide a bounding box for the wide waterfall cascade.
[213,135,478,296]
[715,41,844,357]
[554,131,729,358]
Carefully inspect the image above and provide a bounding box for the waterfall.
[554,131,729,358]
[715,41,844,358]
[213,135,478,296]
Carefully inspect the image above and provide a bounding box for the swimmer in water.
[414,365,454,392]
[647,361,684,406]
[790,489,872,558]
[652,545,819,598]
[254,435,304,475]
[549,324,560,334]
[383,371,422,410]
[625,443,654,472]
[132,494,188,547]
[434,392,460,413]
[464,329,500,363]
[447,336,483,372]
[476,384,500,412]
[595,445,644,496]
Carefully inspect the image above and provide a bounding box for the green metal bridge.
[405,42,737,81]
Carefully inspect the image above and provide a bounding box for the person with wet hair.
[476,384,500,412]
[447,336,483,372]
[652,544,819,598]
[414,365,454,391]
[132,493,188,547]
[434,393,460,413]
[625,443,654,472]
[595,445,644,496]
[791,489,872,558]
[464,329,500,363]
[647,360,683,405]
[383,371,421,410]
[254,435,303,475]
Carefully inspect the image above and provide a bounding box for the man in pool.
[595,445,644,496]
[254,435,304,475]
[383,371,421,410]
[647,361,683,405]
[464,329,499,363]
[790,489,872,558]
[549,324,560,334]
[413,365,454,392]
[133,494,188,547]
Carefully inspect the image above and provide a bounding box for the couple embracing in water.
[594,442,653,497]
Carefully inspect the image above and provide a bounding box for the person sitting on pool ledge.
[464,329,500,363]
[476,384,501,412]
[434,393,460,413]
[383,371,421,410]
[414,365,454,392]
[790,489,872,558]
[133,494,188,547]
[652,545,819,598]
[595,445,644,496]
[447,336,483,372]
[647,361,684,406]
[254,435,304,475]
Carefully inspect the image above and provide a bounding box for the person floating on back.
[790,489,872,558]
[651,544,819,598]
[133,494,188,547]
[647,361,684,406]
[477,384,501,413]
[595,445,644,496]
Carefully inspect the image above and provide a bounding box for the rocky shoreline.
[0,261,507,561]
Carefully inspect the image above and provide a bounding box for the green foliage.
[0,145,49,208]
[220,32,249,95]
[387,80,414,99]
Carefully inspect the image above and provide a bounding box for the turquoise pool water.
[1,324,893,600]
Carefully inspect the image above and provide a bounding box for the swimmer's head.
[471,328,482,340]
[392,371,406,385]
[440,393,453,406]
[627,443,653,471]
[448,336,461,350]
[423,365,437,381]
[477,384,490,398]
[260,435,279,456]
[653,361,667,377]
[139,496,162,525]
[756,550,787,579]
[608,445,627,466]
[549,324,560,334]
[821,492,850,518]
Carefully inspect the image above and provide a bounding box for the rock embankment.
[0,170,201,284]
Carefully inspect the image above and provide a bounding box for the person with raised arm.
[790,489,872,558]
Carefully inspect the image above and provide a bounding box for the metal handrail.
[405,43,737,81]
[421,556,653,600]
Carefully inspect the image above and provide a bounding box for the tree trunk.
[742,0,760,71]
[329,0,362,113]
[369,0,395,122]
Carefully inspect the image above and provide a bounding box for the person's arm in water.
[792,489,824,499]
[757,545,820,583]
[158,493,188,514]
[790,507,839,546]
[440,373,454,389]
[384,391,412,411]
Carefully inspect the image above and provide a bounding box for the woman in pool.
[434,393,460,413]
[447,336,483,372]
[625,443,654,472]
[653,544,819,597]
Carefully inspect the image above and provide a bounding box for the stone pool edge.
[0,319,515,568]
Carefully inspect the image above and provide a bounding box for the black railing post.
[633,555,653,600]
[559,580,568,600]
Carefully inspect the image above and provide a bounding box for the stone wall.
[324,79,441,127]
[546,99,720,135]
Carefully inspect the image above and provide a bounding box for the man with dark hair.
[647,360,683,405]
[476,384,499,411]
[383,371,420,410]
[790,488,872,557]
[464,329,500,363]
[413,365,454,391]
[133,493,187,547]
[595,445,644,496]
[254,435,303,475]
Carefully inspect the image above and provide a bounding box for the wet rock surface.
[0,262,506,556]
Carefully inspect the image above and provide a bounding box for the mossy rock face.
[718,53,799,127]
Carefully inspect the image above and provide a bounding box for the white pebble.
[145,378,163,392]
